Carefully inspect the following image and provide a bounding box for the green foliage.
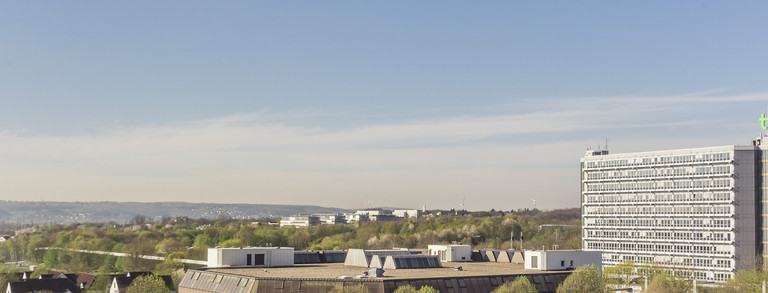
[645,272,691,293]
[218,238,243,248]
[126,275,170,293]
[0,272,21,292]
[0,209,580,276]
[87,275,113,292]
[717,268,768,293]
[603,260,636,285]
[556,265,604,293]
[493,277,537,293]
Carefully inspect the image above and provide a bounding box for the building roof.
[200,262,560,280]
[112,272,174,293]
[6,278,82,293]
[180,262,572,293]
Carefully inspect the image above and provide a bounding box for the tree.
[556,265,604,293]
[644,272,691,293]
[130,214,148,226]
[718,268,768,293]
[493,277,537,293]
[603,260,636,286]
[126,275,170,293]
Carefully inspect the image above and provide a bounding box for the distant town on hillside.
[0,201,350,224]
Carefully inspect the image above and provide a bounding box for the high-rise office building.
[581,143,763,282]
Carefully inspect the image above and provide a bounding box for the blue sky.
[1,1,767,210]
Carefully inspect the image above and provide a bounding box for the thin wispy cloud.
[0,92,764,209]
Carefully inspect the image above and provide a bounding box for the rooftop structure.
[207,247,294,268]
[427,244,471,262]
[344,248,411,268]
[379,255,442,270]
[178,262,571,293]
[524,250,602,271]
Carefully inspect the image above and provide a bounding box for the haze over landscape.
[2,2,767,211]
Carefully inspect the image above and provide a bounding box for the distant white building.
[525,250,602,271]
[279,215,319,227]
[315,214,347,225]
[427,245,471,262]
[355,209,387,216]
[207,247,294,267]
[344,213,369,222]
[393,209,421,219]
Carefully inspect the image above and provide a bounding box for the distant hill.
[0,201,350,224]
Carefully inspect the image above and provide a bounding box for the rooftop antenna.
[531,199,538,210]
[459,197,465,211]
[367,200,373,209]
[605,138,608,151]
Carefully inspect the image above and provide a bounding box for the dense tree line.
[0,209,580,282]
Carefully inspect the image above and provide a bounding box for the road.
[38,247,207,265]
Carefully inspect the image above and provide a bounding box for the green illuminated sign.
[762,114,768,130]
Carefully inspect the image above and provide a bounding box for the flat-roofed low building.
[315,214,347,225]
[428,244,471,262]
[393,209,421,219]
[525,250,602,272]
[279,215,319,227]
[207,247,294,268]
[344,213,369,222]
[178,262,572,293]
[370,214,402,222]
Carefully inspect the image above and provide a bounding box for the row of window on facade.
[585,178,732,192]
[603,254,733,281]
[585,218,731,228]
[585,229,731,241]
[585,192,731,203]
[587,241,733,256]
[585,165,732,180]
[584,152,732,169]
[585,204,732,215]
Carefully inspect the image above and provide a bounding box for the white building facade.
[279,215,320,227]
[427,244,471,262]
[525,250,602,271]
[581,145,759,283]
[207,247,294,267]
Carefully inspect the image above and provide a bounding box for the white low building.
[525,250,602,271]
[279,215,319,227]
[427,244,471,262]
[207,247,294,268]
[393,209,421,219]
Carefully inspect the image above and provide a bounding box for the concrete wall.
[734,147,759,270]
